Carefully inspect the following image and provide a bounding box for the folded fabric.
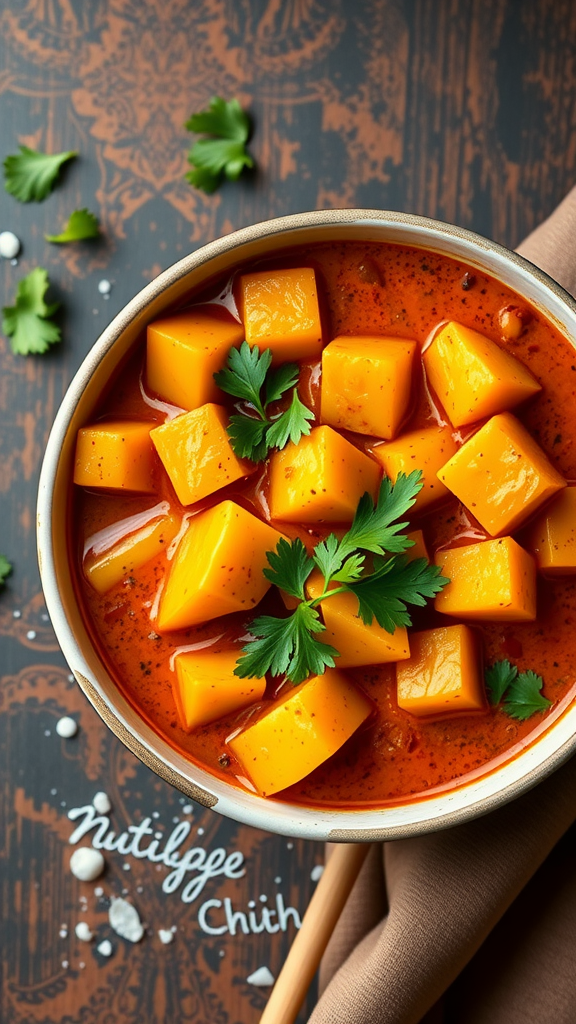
[309,187,576,1024]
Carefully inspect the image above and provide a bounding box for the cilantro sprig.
[235,471,449,684]
[485,660,552,720]
[45,208,99,243]
[185,97,254,194]
[214,342,314,462]
[2,268,61,356]
[4,146,77,202]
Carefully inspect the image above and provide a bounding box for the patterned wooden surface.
[1,2,576,1022]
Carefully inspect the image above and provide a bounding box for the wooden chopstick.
[260,842,371,1024]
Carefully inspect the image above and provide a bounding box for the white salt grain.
[311,864,324,882]
[97,939,113,957]
[98,279,111,295]
[109,897,144,943]
[158,929,173,945]
[75,921,93,942]
[94,886,104,897]
[247,966,275,987]
[56,717,77,738]
[70,847,105,882]
[93,791,111,814]
[0,231,20,259]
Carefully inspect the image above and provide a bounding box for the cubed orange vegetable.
[527,486,576,575]
[437,413,566,536]
[228,669,372,796]
[405,529,429,562]
[239,268,323,362]
[173,650,266,731]
[146,309,244,410]
[150,404,254,506]
[84,510,180,595]
[320,335,417,438]
[434,537,536,621]
[156,501,283,631]
[396,624,485,717]
[373,425,458,512]
[306,570,410,668]
[268,425,381,523]
[423,321,541,427]
[73,421,157,493]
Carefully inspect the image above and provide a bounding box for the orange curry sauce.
[72,242,576,808]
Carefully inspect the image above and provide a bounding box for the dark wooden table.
[1,3,576,1022]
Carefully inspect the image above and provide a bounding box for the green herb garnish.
[235,471,449,684]
[4,146,77,202]
[45,208,99,243]
[184,97,254,194]
[485,660,552,720]
[0,555,12,587]
[214,341,314,462]
[2,268,61,356]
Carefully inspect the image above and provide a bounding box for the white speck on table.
[247,966,275,987]
[109,897,144,942]
[75,921,93,942]
[0,231,20,259]
[70,847,105,882]
[97,939,113,957]
[56,717,78,738]
[93,791,111,814]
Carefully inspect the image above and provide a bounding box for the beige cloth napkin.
[309,187,576,1024]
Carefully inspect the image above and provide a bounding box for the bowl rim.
[37,208,576,842]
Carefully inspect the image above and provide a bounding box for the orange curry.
[71,242,576,808]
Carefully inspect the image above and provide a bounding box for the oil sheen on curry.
[71,242,576,808]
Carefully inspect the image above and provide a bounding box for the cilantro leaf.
[262,537,314,600]
[346,556,449,632]
[504,669,552,721]
[313,533,343,581]
[485,660,518,705]
[265,363,300,405]
[184,97,254,194]
[330,553,365,584]
[214,343,315,462]
[227,414,269,461]
[2,268,61,356]
[45,208,99,243]
[214,341,269,413]
[265,389,315,450]
[234,603,338,685]
[4,146,77,202]
[338,472,422,561]
[0,555,13,586]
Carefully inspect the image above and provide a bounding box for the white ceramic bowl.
[37,210,576,841]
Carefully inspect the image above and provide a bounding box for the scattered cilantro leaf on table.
[484,660,552,720]
[2,268,61,356]
[185,97,254,194]
[46,208,99,243]
[4,146,77,202]
[0,555,12,587]
[235,471,450,684]
[214,342,314,461]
